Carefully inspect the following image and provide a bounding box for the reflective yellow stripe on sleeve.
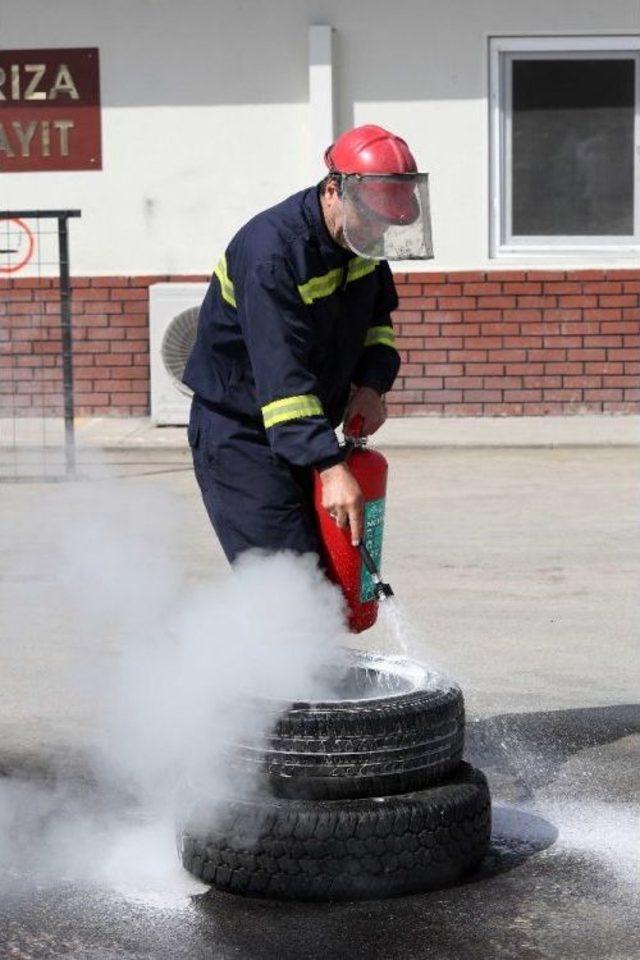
[261,394,324,429]
[213,255,237,308]
[364,325,396,348]
[298,258,379,305]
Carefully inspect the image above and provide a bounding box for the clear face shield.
[339,173,434,260]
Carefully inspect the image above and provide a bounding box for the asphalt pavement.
[0,443,638,959]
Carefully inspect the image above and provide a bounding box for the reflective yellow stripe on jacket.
[213,254,377,309]
[347,257,377,284]
[297,258,378,305]
[213,255,236,308]
[261,394,324,429]
[364,325,396,348]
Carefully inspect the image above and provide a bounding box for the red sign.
[0,48,101,172]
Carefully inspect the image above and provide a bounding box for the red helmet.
[324,124,417,176]
[324,125,419,225]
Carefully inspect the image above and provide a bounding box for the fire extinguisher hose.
[358,542,394,600]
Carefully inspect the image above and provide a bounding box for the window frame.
[489,35,640,259]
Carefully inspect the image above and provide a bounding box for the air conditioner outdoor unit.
[149,282,208,425]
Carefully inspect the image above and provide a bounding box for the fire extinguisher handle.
[345,414,365,439]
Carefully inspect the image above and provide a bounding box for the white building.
[2,0,639,420]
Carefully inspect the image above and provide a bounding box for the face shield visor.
[339,173,433,261]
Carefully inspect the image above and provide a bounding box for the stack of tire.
[180,650,491,901]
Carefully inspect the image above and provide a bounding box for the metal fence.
[1,210,81,481]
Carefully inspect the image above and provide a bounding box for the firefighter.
[183,124,433,563]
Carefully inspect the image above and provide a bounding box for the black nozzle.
[374,580,394,601]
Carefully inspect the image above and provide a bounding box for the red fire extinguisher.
[313,416,394,633]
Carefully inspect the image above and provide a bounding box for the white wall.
[3,0,639,275]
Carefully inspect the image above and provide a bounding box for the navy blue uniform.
[183,185,400,562]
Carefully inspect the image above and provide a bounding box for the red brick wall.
[2,269,639,417]
[1,274,206,417]
[389,269,640,416]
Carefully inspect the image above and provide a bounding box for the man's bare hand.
[319,462,364,545]
[344,386,386,436]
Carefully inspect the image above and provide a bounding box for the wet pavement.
[1,707,639,960]
[1,848,637,960]
[1,446,638,959]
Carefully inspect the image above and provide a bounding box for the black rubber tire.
[180,762,491,901]
[233,725,464,800]
[234,652,465,800]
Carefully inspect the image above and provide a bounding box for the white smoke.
[0,468,348,900]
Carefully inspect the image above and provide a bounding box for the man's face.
[321,172,434,261]
[321,179,387,254]
[341,195,388,252]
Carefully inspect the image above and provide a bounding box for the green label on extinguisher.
[360,497,386,602]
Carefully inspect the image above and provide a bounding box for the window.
[489,37,640,257]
